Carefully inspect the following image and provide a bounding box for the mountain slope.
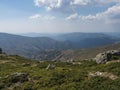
[50,33,120,48]
[32,43,120,61]
[0,33,70,58]
[58,43,120,61]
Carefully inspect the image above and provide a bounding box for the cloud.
[96,0,120,4]
[66,13,78,20]
[79,15,96,20]
[29,14,42,19]
[102,4,120,24]
[34,0,63,11]
[29,14,56,20]
[70,0,91,5]
[33,0,120,23]
[78,4,120,24]
[33,0,120,17]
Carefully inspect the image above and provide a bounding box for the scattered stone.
[72,62,81,65]
[22,63,30,67]
[94,50,120,64]
[38,61,45,63]
[89,71,118,80]
[46,64,55,70]
[66,59,74,63]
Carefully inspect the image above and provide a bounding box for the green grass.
[0,54,120,90]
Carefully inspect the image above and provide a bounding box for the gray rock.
[94,52,111,64]
[22,63,30,67]
[94,50,120,64]
[10,72,28,83]
[107,50,120,56]
[46,64,55,70]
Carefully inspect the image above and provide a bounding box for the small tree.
[0,48,2,54]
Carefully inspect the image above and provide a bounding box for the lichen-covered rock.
[94,52,112,64]
[94,50,120,64]
[10,72,28,83]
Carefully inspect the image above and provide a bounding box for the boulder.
[94,52,112,64]
[94,50,120,64]
[10,72,28,83]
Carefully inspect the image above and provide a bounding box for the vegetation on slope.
[0,54,120,90]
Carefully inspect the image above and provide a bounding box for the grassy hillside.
[58,43,120,61]
[0,54,120,90]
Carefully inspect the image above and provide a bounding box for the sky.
[0,0,120,33]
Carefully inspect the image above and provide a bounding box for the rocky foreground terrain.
[0,51,120,90]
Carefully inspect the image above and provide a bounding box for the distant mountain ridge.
[0,32,120,60]
[20,32,120,48]
[0,33,70,59]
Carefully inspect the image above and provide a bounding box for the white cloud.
[96,0,120,4]
[34,0,62,11]
[33,0,120,24]
[29,0,120,33]
[103,4,120,23]
[29,14,56,20]
[66,13,78,20]
[29,14,42,19]
[70,0,90,5]
[34,0,120,14]
[78,4,120,24]
[79,15,96,20]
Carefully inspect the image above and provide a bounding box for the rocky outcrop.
[94,50,120,64]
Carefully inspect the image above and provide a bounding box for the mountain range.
[0,32,120,60]
[21,32,120,48]
[0,33,70,59]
